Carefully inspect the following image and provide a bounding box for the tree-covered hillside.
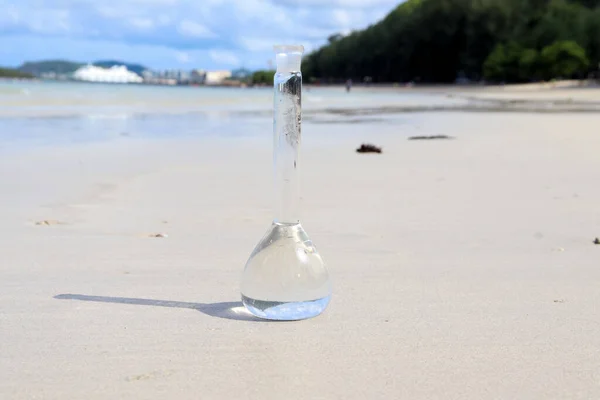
[0,68,34,79]
[18,60,149,77]
[303,0,600,83]
[18,60,83,76]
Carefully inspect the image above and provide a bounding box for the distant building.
[190,69,206,84]
[40,72,57,79]
[232,68,252,80]
[177,70,191,83]
[205,70,232,85]
[73,65,142,83]
[142,70,155,80]
[164,70,179,80]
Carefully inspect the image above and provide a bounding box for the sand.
[2,88,600,399]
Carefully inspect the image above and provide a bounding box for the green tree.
[0,68,34,79]
[540,40,590,78]
[569,0,600,7]
[302,0,598,84]
[531,0,588,49]
[18,60,82,76]
[483,42,525,82]
[519,48,542,80]
[583,8,600,72]
[251,70,275,85]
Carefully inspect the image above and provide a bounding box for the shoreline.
[2,79,600,120]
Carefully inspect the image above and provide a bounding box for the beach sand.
[1,85,600,398]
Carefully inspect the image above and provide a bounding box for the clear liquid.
[241,296,331,321]
[241,222,331,320]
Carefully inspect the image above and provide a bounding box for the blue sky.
[0,0,401,71]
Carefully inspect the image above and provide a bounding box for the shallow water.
[0,81,462,149]
[0,81,460,118]
[5,80,596,151]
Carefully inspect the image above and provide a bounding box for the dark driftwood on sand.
[409,135,453,140]
[356,144,382,154]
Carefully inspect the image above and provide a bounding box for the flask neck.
[273,71,302,224]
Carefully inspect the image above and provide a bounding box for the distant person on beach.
[346,79,352,92]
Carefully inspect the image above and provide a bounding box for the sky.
[0,0,401,71]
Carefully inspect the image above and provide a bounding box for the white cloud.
[0,0,403,69]
[175,51,191,63]
[95,5,126,19]
[27,9,72,34]
[239,37,275,52]
[0,5,20,27]
[332,9,351,27]
[276,0,399,7]
[177,19,216,38]
[126,0,180,4]
[129,17,155,30]
[157,15,172,26]
[239,36,320,54]
[209,50,240,67]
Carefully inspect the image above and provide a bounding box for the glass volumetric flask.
[241,45,332,321]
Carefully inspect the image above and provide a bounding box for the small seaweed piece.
[356,144,382,154]
[408,135,453,140]
[35,220,63,226]
[149,233,169,238]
